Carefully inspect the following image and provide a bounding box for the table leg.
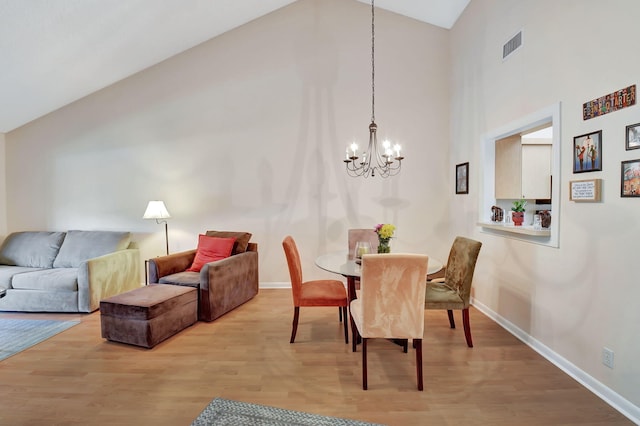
[347,276,357,301]
[346,276,361,345]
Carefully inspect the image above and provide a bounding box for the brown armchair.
[147,231,259,322]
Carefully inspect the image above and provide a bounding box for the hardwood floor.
[0,289,632,425]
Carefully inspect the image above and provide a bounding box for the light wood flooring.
[0,289,633,425]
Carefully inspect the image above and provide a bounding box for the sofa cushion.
[0,265,45,287]
[0,231,66,268]
[53,230,131,268]
[12,268,79,292]
[158,271,201,287]
[205,231,252,255]
[187,235,235,272]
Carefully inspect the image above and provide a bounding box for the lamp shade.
[143,201,171,220]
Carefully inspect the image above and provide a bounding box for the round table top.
[315,250,443,278]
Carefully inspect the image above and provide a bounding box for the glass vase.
[377,238,391,253]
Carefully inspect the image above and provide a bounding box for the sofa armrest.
[199,248,259,321]
[148,250,197,283]
[78,248,141,312]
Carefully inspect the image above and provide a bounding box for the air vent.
[502,30,523,60]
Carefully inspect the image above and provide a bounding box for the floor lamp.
[143,200,171,255]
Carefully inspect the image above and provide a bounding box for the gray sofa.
[0,230,141,313]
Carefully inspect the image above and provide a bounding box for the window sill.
[477,222,551,237]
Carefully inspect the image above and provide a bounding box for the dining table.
[315,250,444,302]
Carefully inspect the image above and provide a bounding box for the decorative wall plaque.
[569,179,602,202]
[583,84,636,120]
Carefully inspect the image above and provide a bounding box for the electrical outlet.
[602,347,614,369]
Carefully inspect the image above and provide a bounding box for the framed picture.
[621,159,640,197]
[573,130,602,173]
[626,122,640,150]
[456,162,469,194]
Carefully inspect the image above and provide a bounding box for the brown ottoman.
[100,284,197,348]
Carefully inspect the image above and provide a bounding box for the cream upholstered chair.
[282,236,349,344]
[350,253,429,390]
[425,236,482,348]
[348,228,379,259]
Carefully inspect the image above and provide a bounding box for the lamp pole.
[163,220,169,255]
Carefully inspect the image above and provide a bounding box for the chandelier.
[344,0,404,178]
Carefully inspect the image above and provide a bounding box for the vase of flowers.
[374,223,395,253]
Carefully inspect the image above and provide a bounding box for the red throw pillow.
[187,235,236,272]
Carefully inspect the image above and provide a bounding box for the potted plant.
[511,199,527,226]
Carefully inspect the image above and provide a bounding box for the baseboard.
[471,298,640,424]
[259,282,291,289]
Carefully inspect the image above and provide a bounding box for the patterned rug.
[0,318,80,361]
[192,398,384,426]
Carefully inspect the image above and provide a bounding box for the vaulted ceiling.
[0,0,470,133]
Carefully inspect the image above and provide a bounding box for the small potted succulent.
[511,199,527,226]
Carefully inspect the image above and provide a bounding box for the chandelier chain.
[371,0,375,123]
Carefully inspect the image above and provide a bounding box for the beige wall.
[0,132,5,237]
[450,0,639,417]
[4,0,451,283]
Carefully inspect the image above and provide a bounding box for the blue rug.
[192,398,384,426]
[0,318,80,361]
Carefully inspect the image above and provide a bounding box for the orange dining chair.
[350,253,429,390]
[425,236,482,348]
[282,236,349,344]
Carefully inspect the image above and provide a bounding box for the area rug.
[0,318,80,361]
[191,397,384,426]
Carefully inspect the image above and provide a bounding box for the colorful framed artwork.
[626,122,640,150]
[621,159,640,197]
[456,162,469,194]
[573,130,602,173]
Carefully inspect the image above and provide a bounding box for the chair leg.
[350,311,358,352]
[415,338,424,391]
[290,307,300,343]
[402,339,408,353]
[462,308,473,348]
[362,338,368,390]
[339,307,343,322]
[342,306,349,344]
[447,309,455,328]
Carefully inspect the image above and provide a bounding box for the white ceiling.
[0,0,470,133]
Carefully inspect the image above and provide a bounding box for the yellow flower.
[375,223,396,239]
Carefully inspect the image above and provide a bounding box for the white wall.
[4,0,451,283]
[0,132,6,237]
[450,0,639,417]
